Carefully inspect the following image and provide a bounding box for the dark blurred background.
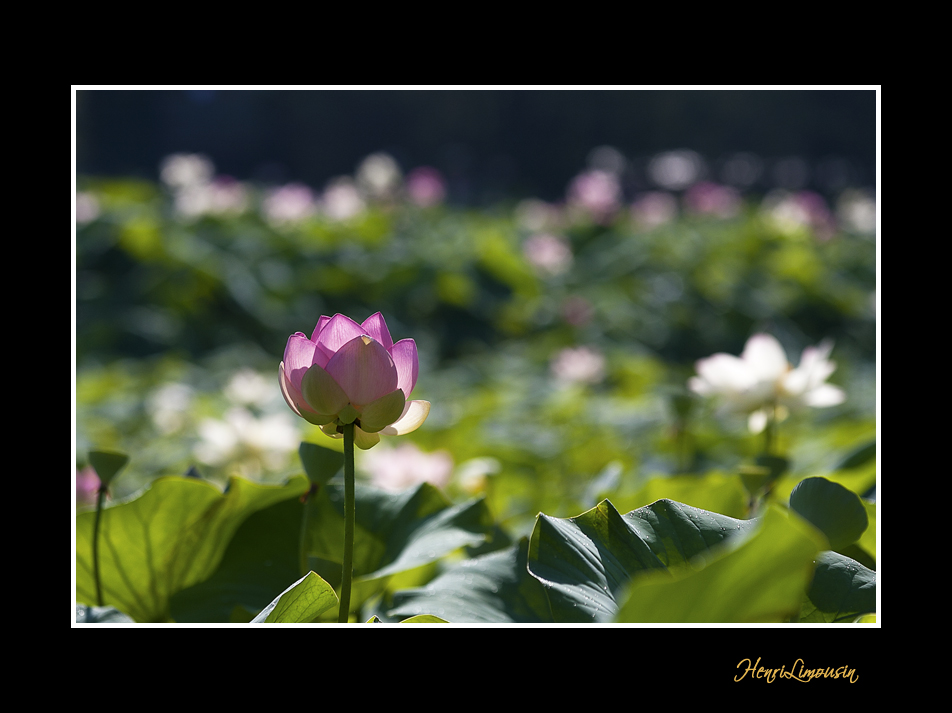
[75,89,876,204]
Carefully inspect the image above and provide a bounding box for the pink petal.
[310,315,332,342]
[284,333,321,389]
[280,361,331,422]
[361,312,394,351]
[314,313,367,363]
[390,338,419,397]
[279,362,303,417]
[325,334,398,406]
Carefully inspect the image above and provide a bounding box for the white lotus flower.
[688,334,845,432]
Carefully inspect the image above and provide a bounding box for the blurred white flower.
[454,456,501,495]
[836,189,876,235]
[225,369,274,407]
[630,192,677,229]
[160,153,215,189]
[262,183,317,225]
[762,190,836,239]
[147,382,194,435]
[357,152,402,200]
[76,191,100,224]
[359,442,453,493]
[689,333,845,432]
[321,177,365,221]
[587,145,628,175]
[515,198,562,232]
[406,167,446,207]
[195,406,299,470]
[175,177,249,219]
[523,234,573,276]
[551,346,606,385]
[647,150,704,190]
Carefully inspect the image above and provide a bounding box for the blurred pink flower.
[76,466,102,506]
[567,169,621,222]
[207,176,249,215]
[630,192,677,228]
[263,183,317,225]
[406,167,446,207]
[360,442,453,493]
[561,295,595,327]
[683,182,742,218]
[551,346,606,385]
[523,234,573,276]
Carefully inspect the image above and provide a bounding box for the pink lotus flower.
[280,312,429,449]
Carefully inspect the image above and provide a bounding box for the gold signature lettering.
[736,658,858,683]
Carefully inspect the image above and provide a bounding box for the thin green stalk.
[92,486,107,607]
[299,483,316,577]
[338,422,355,623]
[763,403,777,456]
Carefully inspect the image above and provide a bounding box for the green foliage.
[801,551,876,622]
[789,476,869,550]
[75,173,877,624]
[251,572,339,623]
[74,450,876,623]
[615,506,824,623]
[306,481,495,614]
[389,539,550,623]
[170,497,307,623]
[527,499,761,622]
[76,475,308,622]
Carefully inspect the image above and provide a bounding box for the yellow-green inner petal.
[353,427,381,450]
[301,363,350,417]
[358,388,407,433]
[338,404,360,424]
[299,408,338,426]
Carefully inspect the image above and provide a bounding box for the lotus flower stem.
[763,403,777,456]
[92,485,107,607]
[299,483,316,578]
[338,422,356,623]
